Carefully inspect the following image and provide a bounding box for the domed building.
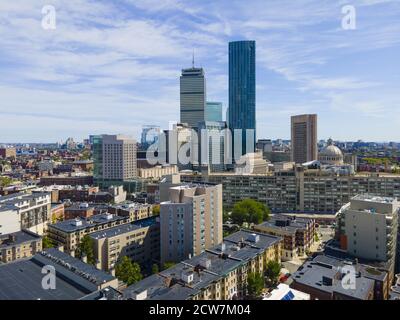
[318,138,344,165]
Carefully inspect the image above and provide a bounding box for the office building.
[93,134,137,184]
[205,102,223,122]
[228,40,256,158]
[0,230,42,263]
[0,248,118,300]
[102,135,137,180]
[197,121,227,173]
[141,125,160,149]
[90,217,160,272]
[180,63,206,128]
[160,183,223,264]
[124,230,281,300]
[180,166,400,215]
[291,114,318,164]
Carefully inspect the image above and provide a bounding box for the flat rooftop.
[49,213,127,233]
[292,254,375,300]
[0,248,115,300]
[124,230,281,300]
[0,230,41,249]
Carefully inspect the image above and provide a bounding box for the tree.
[0,176,12,187]
[76,235,95,265]
[246,272,264,298]
[231,199,270,225]
[152,263,159,274]
[264,260,281,287]
[163,261,176,270]
[42,236,55,249]
[115,256,143,286]
[152,205,160,216]
[223,210,231,223]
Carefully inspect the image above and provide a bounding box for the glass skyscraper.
[228,40,256,158]
[205,101,223,122]
[180,67,206,128]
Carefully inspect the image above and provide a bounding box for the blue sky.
[0,0,399,143]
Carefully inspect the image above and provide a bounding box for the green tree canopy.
[76,235,95,265]
[246,272,264,298]
[231,199,270,225]
[115,256,143,286]
[162,261,176,270]
[42,236,56,249]
[152,263,159,274]
[264,260,281,287]
[152,205,160,216]
[0,176,12,187]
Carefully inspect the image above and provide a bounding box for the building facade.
[291,114,318,164]
[228,40,256,157]
[180,67,206,128]
[90,217,160,272]
[124,230,281,300]
[0,192,51,235]
[254,215,316,261]
[205,102,223,122]
[47,213,130,254]
[0,230,42,263]
[160,183,223,264]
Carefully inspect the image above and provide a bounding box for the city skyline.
[0,1,399,143]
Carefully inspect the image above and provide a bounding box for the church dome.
[318,138,344,165]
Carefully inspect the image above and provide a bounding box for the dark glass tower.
[228,40,256,159]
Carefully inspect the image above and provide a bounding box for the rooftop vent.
[80,203,89,208]
[131,289,147,300]
[181,270,194,284]
[247,233,260,243]
[199,257,211,269]
[72,219,83,227]
[105,213,113,220]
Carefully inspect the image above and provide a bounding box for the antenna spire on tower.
[192,49,195,68]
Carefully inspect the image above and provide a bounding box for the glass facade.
[205,101,223,122]
[228,40,256,157]
[180,67,206,128]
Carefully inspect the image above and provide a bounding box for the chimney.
[57,245,64,252]
[70,250,75,257]
[82,255,87,263]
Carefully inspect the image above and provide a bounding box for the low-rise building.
[139,165,178,179]
[50,203,65,222]
[39,174,93,186]
[0,147,16,159]
[0,192,51,235]
[0,230,42,263]
[123,230,281,300]
[90,217,160,271]
[0,248,118,300]
[47,213,130,254]
[107,202,154,221]
[262,283,310,300]
[64,203,95,220]
[254,215,315,261]
[291,255,375,300]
